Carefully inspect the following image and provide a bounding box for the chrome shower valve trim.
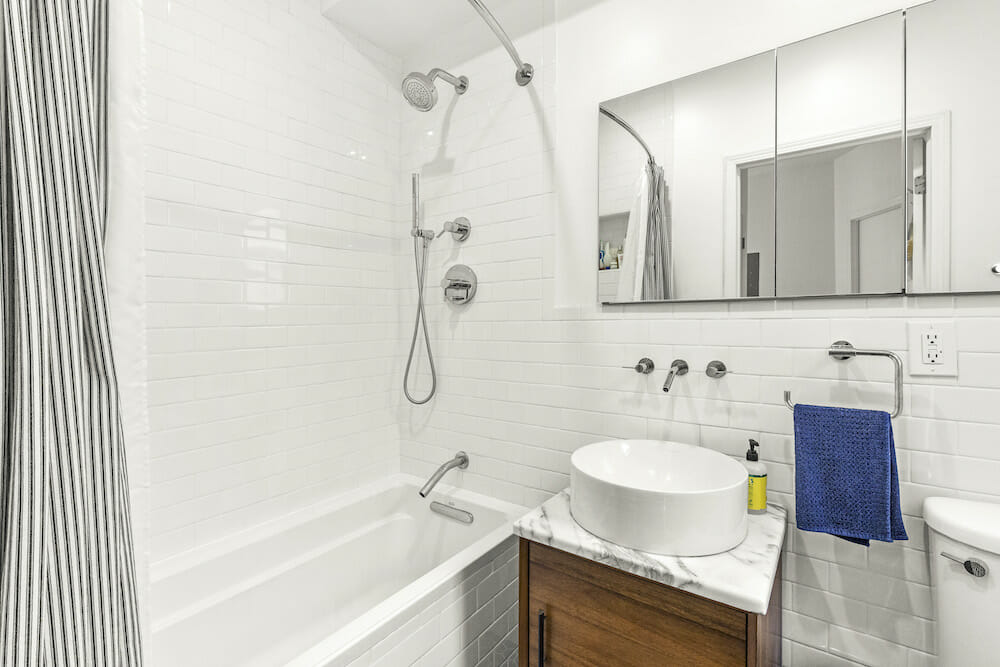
[436,217,471,242]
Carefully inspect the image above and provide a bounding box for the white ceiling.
[321,0,519,57]
[322,0,608,63]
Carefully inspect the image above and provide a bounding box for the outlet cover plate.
[907,321,957,377]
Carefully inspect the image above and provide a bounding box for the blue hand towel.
[793,404,907,546]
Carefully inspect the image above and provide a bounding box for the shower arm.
[428,68,467,91]
[467,0,534,86]
[599,107,656,166]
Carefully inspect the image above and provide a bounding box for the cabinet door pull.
[537,609,546,664]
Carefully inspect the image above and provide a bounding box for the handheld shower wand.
[404,174,438,404]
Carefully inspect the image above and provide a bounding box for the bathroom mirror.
[906,0,1000,294]
[597,2,1000,303]
[771,12,904,298]
[598,52,775,302]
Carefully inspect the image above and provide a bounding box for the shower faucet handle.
[437,217,471,242]
[443,280,472,301]
[440,265,477,304]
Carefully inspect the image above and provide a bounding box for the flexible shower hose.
[403,237,437,404]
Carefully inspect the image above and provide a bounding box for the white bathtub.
[150,475,526,667]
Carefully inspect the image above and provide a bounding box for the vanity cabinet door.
[520,540,753,667]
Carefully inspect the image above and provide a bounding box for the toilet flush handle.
[941,552,989,578]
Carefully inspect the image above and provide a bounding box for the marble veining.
[513,489,786,614]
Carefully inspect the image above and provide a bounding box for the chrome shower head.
[402,73,437,112]
[401,69,469,112]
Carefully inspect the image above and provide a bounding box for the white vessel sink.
[570,440,749,556]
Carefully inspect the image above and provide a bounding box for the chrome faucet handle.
[440,265,477,304]
[437,216,471,241]
[706,361,727,378]
[663,359,689,393]
[625,358,655,374]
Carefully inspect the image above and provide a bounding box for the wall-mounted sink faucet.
[419,451,470,497]
[662,359,689,392]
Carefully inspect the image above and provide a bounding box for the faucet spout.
[662,359,689,393]
[419,451,470,497]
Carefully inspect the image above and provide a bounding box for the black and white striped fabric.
[1,0,143,664]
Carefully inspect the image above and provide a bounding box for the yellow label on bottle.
[748,474,767,511]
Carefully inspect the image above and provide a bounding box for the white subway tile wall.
[343,538,519,667]
[396,5,1000,666]
[143,0,403,559]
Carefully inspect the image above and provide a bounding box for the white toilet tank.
[924,497,1000,666]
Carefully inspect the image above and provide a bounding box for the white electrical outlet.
[908,321,957,377]
[922,331,943,364]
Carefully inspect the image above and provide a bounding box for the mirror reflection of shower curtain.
[643,164,672,299]
[616,163,672,301]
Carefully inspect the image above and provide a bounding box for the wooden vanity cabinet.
[518,539,781,667]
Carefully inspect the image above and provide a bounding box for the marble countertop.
[513,489,786,615]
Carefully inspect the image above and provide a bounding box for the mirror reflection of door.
[740,133,905,298]
[852,204,903,294]
[740,161,775,298]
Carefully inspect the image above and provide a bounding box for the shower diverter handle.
[440,265,478,305]
[442,279,473,302]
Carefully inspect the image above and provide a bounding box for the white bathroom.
[2,0,998,665]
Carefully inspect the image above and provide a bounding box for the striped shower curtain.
[1,0,143,664]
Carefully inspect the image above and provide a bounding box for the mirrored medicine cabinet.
[597,0,1000,304]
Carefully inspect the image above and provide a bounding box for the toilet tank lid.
[924,497,1000,555]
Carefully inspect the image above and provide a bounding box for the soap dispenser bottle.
[745,439,767,515]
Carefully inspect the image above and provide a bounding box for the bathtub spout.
[419,451,469,497]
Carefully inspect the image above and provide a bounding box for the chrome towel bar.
[783,340,904,418]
